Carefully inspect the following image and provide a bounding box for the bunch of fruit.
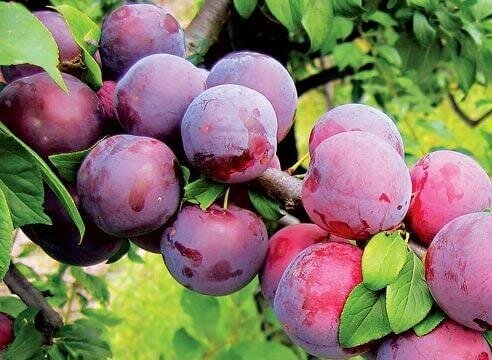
[0,3,490,359]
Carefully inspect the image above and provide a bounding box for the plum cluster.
[1,3,491,358]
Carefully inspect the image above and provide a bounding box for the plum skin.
[2,11,81,82]
[425,212,492,331]
[274,242,366,358]
[407,150,492,245]
[100,4,185,79]
[308,104,404,157]
[0,72,104,157]
[206,51,297,141]
[77,135,181,237]
[161,204,268,296]
[302,131,412,240]
[131,227,164,254]
[115,54,205,142]
[0,313,14,350]
[181,84,278,184]
[23,187,124,266]
[377,319,492,360]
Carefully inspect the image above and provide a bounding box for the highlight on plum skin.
[407,150,492,245]
[77,135,181,238]
[376,319,492,360]
[0,313,14,351]
[0,72,104,157]
[425,211,492,331]
[181,84,278,184]
[115,54,205,142]
[100,4,185,80]
[302,131,412,240]
[161,204,268,296]
[1,10,81,82]
[274,242,366,358]
[259,223,329,306]
[308,104,404,157]
[206,51,297,141]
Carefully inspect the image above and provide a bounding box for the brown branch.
[3,262,63,340]
[448,93,491,127]
[185,0,232,62]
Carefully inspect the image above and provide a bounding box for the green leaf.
[106,240,130,264]
[471,0,492,20]
[180,165,191,186]
[463,22,483,47]
[333,42,370,70]
[0,133,51,227]
[183,176,225,210]
[0,188,13,280]
[454,56,476,92]
[413,308,445,336]
[49,147,92,184]
[362,231,408,291]
[56,323,112,359]
[377,45,402,67]
[0,123,85,238]
[301,0,333,51]
[248,189,282,221]
[413,12,436,46]
[4,308,43,360]
[81,308,123,327]
[0,297,27,317]
[484,331,492,347]
[365,11,397,27]
[386,252,433,334]
[265,0,302,33]
[233,0,257,18]
[217,341,298,360]
[173,328,204,359]
[339,284,392,348]
[181,290,220,337]
[70,267,110,305]
[52,5,102,89]
[0,2,66,91]
[127,242,144,263]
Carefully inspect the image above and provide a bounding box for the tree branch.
[185,0,232,62]
[3,262,63,339]
[448,93,491,127]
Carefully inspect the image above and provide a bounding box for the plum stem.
[223,186,230,209]
[286,152,309,175]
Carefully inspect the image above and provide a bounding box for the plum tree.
[0,313,14,350]
[23,187,124,266]
[0,72,105,157]
[161,204,268,296]
[407,150,492,245]
[274,242,366,358]
[308,104,404,157]
[181,84,278,183]
[259,224,329,306]
[131,228,163,254]
[302,131,412,240]
[100,4,185,79]
[1,11,81,82]
[425,211,492,331]
[376,319,492,359]
[206,51,297,141]
[77,135,180,237]
[115,54,205,142]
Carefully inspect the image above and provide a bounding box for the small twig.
[448,93,491,127]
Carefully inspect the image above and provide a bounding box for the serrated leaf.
[184,177,225,210]
[265,0,302,33]
[413,308,445,336]
[301,0,333,51]
[0,188,13,280]
[484,331,492,346]
[413,12,436,46]
[52,5,102,89]
[0,297,27,317]
[233,0,257,18]
[362,231,408,291]
[339,284,392,348]
[386,252,433,334]
[49,147,92,184]
[173,328,204,359]
[0,123,85,238]
[0,2,66,91]
[248,189,282,221]
[105,240,130,264]
[0,133,51,227]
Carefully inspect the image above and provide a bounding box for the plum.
[377,319,492,359]
[181,84,278,183]
[161,204,268,296]
[308,104,404,157]
[0,313,14,350]
[269,154,281,170]
[115,54,205,141]
[302,131,412,240]
[97,80,118,125]
[100,4,185,79]
[407,150,492,245]
[23,187,124,266]
[77,135,180,237]
[2,11,81,82]
[274,242,366,358]
[425,212,492,331]
[0,72,104,157]
[131,227,164,254]
[259,224,329,306]
[206,51,297,141]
